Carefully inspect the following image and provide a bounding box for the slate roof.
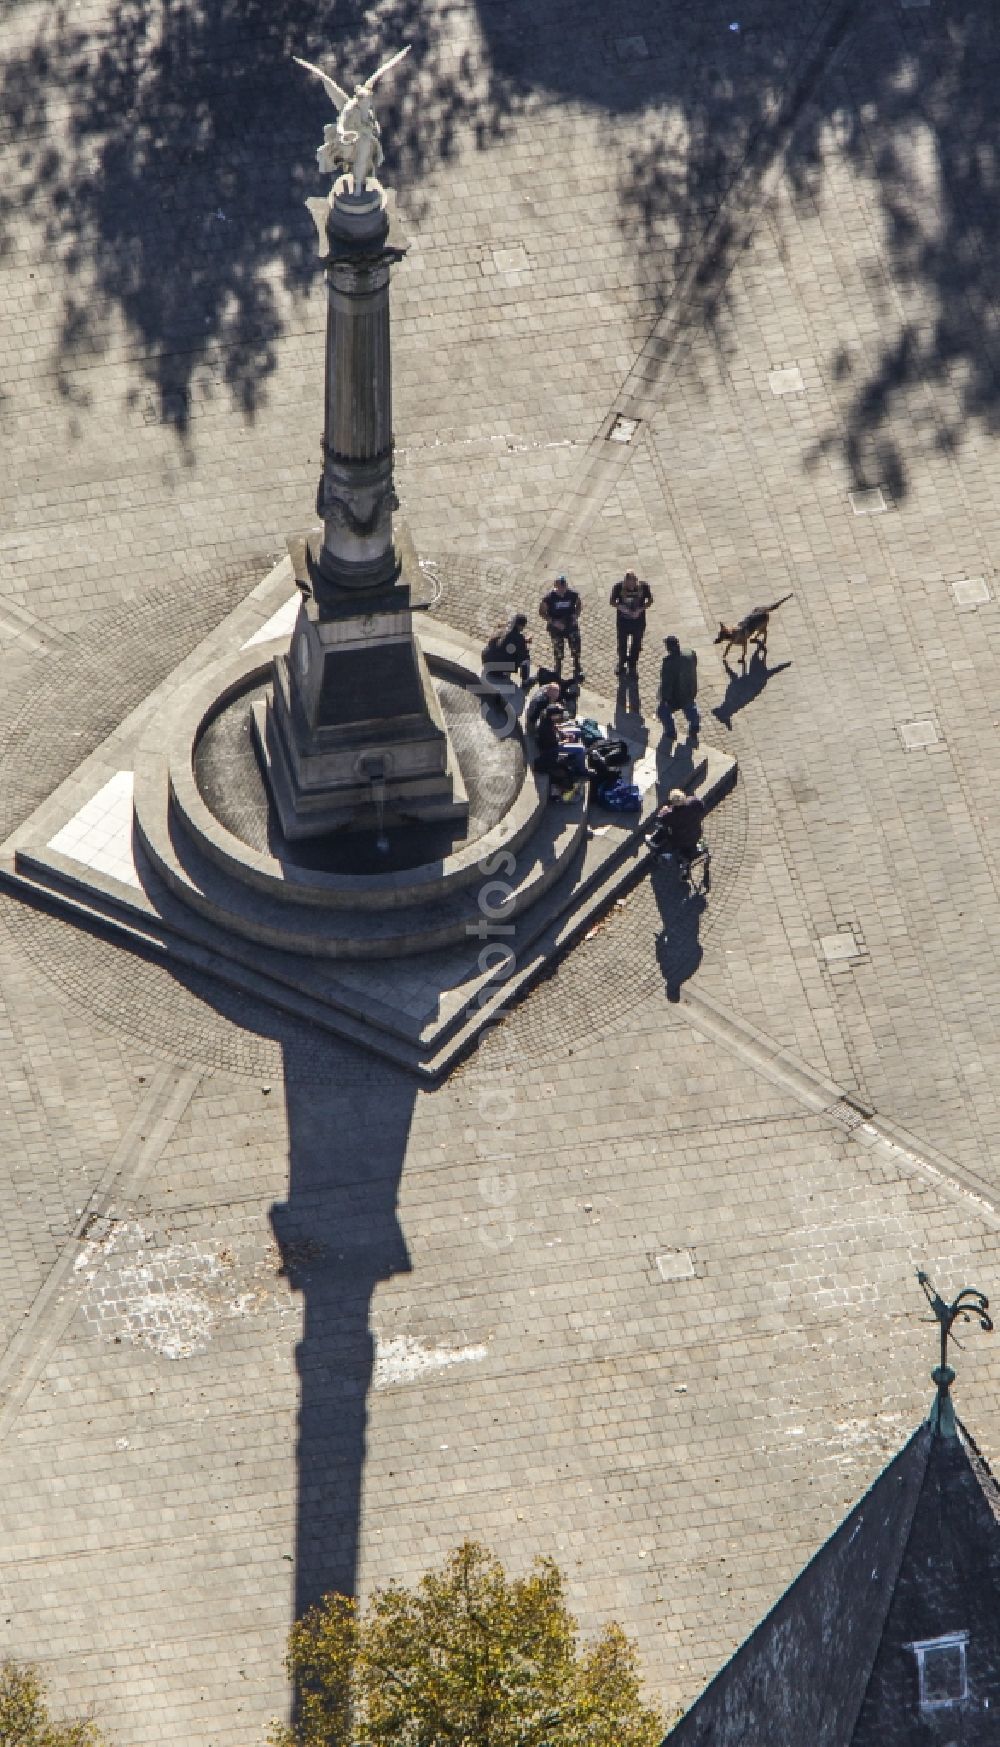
[664,1396,1000,1743]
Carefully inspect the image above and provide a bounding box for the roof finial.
[917,1270,992,1434]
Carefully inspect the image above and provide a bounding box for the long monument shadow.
[271,1048,413,1613]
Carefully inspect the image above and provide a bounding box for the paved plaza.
[3,0,1000,1738]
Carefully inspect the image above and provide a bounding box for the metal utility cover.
[850,486,887,515]
[608,415,640,444]
[899,718,939,750]
[769,365,805,396]
[820,932,862,963]
[654,1249,696,1282]
[952,576,991,607]
[490,245,529,273]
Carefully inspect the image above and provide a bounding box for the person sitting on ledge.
[647,786,706,860]
[481,613,531,688]
[526,680,563,732]
[534,702,588,788]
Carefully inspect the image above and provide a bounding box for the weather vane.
[917,1269,992,1400]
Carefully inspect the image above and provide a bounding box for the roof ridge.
[662,1419,935,1743]
[955,1413,1000,1524]
[842,1418,936,1742]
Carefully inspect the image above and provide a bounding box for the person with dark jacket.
[538,575,583,681]
[609,571,653,672]
[526,681,563,732]
[481,613,531,687]
[534,703,587,786]
[647,787,706,859]
[658,635,700,738]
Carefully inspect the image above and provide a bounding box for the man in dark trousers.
[658,635,700,739]
[609,570,653,673]
[539,574,583,681]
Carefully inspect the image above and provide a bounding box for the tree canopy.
[0,1661,105,1747]
[273,1540,665,1747]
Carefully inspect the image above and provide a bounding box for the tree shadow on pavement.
[467,0,1000,505]
[3,0,526,440]
[8,0,1000,504]
[712,654,792,731]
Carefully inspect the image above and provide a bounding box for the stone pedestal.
[262,179,468,840]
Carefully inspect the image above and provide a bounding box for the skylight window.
[908,1633,969,1709]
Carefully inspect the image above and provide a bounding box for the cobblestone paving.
[4,0,1000,1742]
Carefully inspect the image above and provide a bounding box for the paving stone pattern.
[4,0,1000,1742]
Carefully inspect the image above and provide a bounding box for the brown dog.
[714,593,793,665]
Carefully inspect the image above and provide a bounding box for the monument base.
[253,693,469,841]
[260,528,470,840]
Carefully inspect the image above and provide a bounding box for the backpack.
[577,717,604,745]
[598,780,642,812]
[587,738,629,771]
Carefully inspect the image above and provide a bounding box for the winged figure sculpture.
[293,45,411,192]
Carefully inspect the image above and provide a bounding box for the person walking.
[658,635,700,739]
[538,574,583,682]
[609,570,653,673]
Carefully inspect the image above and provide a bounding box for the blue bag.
[577,717,604,745]
[599,781,642,813]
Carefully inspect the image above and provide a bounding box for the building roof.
[664,1391,1000,1743]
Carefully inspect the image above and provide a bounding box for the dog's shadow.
[713,652,792,730]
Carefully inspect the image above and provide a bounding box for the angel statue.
[293,44,411,194]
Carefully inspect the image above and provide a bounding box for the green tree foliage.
[273,1541,665,1747]
[0,1661,105,1747]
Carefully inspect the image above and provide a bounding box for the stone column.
[257,181,469,843]
[314,188,401,594]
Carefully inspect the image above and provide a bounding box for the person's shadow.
[713,651,792,730]
[614,667,643,729]
[654,731,700,800]
[650,860,705,1002]
[613,669,649,764]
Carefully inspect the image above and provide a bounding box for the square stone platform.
[0,560,735,1080]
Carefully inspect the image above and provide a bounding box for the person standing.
[538,574,583,681]
[658,635,700,738]
[609,570,653,673]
